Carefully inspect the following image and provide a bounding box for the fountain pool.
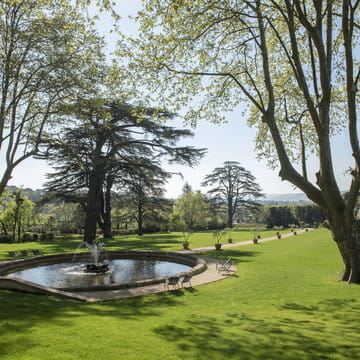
[0,250,207,298]
[6,259,191,289]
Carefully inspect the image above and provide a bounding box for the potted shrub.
[213,229,227,250]
[276,231,282,239]
[182,230,193,249]
[252,230,260,244]
[226,228,233,243]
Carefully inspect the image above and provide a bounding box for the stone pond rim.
[0,250,207,298]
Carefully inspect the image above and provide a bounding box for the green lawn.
[0,228,291,260]
[1,229,360,359]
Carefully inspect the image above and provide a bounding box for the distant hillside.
[261,192,311,204]
[6,185,44,202]
[4,186,342,205]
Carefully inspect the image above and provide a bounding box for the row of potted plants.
[182,227,309,250]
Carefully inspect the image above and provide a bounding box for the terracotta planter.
[182,241,190,249]
[215,243,222,250]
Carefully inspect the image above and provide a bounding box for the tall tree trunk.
[137,205,143,236]
[84,169,104,244]
[0,167,13,198]
[227,208,233,228]
[0,220,8,234]
[17,218,21,243]
[227,201,233,228]
[329,218,360,283]
[102,176,114,239]
[97,189,105,235]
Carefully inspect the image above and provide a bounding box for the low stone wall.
[0,277,90,301]
[0,250,207,299]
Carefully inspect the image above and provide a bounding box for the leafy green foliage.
[262,204,325,228]
[0,0,109,196]
[37,203,85,234]
[171,190,209,230]
[212,228,227,244]
[0,189,35,242]
[265,205,299,228]
[293,204,326,227]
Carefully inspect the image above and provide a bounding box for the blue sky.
[7,1,353,198]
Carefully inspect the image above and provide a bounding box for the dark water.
[6,259,191,289]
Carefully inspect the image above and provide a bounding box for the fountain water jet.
[83,242,109,274]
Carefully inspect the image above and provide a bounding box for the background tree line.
[0,184,327,243]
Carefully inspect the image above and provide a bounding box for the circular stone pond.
[0,250,207,299]
[6,259,191,289]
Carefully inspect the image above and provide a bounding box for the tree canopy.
[172,190,209,230]
[120,0,360,283]
[0,189,34,242]
[40,100,206,243]
[116,165,170,235]
[202,161,263,228]
[0,0,113,197]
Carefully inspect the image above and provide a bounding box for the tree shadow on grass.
[108,235,181,251]
[8,233,184,257]
[279,298,360,330]
[153,299,360,359]
[198,249,260,264]
[0,288,186,358]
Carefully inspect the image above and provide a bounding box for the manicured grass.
[1,229,360,359]
[0,238,86,260]
[0,228,291,260]
[106,228,290,251]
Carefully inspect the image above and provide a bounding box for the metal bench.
[164,277,179,290]
[178,274,193,288]
[216,258,234,273]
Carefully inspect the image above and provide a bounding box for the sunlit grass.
[1,229,360,359]
[0,228,292,260]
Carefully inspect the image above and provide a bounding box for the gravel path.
[180,228,312,253]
